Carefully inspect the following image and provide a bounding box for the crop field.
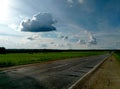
[0,51,107,67]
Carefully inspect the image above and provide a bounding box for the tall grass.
[0,51,106,67]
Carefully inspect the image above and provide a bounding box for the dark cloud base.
[21,26,56,32]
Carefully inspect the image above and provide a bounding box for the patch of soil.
[82,56,120,89]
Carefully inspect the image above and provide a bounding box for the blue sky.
[0,0,120,49]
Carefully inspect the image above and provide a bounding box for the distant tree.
[0,47,6,54]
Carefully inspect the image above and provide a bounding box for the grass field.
[0,51,107,67]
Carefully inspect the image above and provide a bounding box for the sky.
[0,0,120,49]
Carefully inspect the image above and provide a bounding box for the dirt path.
[82,56,120,89]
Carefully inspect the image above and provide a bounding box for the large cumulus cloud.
[20,13,57,32]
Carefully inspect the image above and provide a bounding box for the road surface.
[0,54,109,89]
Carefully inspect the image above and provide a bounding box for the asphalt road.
[0,54,109,89]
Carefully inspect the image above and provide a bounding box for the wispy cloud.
[78,0,84,4]
[67,0,73,4]
[9,24,18,30]
[67,0,84,4]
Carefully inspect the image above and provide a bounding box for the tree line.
[0,47,6,54]
[0,47,119,54]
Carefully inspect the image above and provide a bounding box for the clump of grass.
[0,51,107,67]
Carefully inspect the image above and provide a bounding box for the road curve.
[0,54,109,89]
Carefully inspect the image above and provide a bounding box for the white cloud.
[78,0,84,4]
[67,0,74,4]
[20,13,57,32]
[67,0,84,4]
[88,33,97,45]
[77,40,86,44]
[9,24,18,30]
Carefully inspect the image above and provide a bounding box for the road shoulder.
[82,56,120,89]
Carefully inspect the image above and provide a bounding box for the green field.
[0,51,107,67]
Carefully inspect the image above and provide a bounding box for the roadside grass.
[0,51,107,67]
[114,52,120,62]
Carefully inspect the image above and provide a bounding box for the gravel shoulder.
[82,56,120,89]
